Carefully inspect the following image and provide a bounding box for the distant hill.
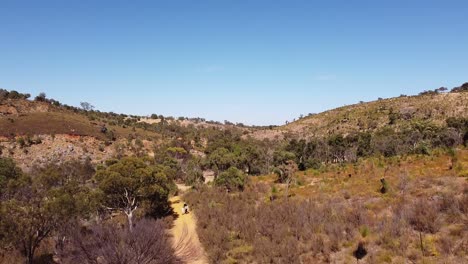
[249,91,468,140]
[2,87,467,142]
[0,91,251,170]
[0,96,159,140]
[1,86,467,171]
[0,94,164,170]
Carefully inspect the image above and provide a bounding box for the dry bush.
[58,218,191,264]
[376,214,410,254]
[438,190,466,225]
[437,235,455,256]
[185,185,368,263]
[397,172,411,194]
[461,186,468,214]
[187,179,467,263]
[408,198,441,234]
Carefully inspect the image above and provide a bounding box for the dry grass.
[0,112,105,138]
[290,149,467,199]
[186,149,468,263]
[0,111,160,141]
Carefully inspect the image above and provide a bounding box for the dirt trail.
[170,186,208,264]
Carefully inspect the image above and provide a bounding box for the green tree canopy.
[0,161,96,264]
[207,147,238,172]
[214,167,247,192]
[0,158,23,197]
[94,157,175,229]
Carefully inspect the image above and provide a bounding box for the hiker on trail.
[182,203,189,214]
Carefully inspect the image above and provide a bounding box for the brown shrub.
[408,198,441,234]
[461,187,468,214]
[439,191,464,223]
[437,235,455,256]
[185,184,367,263]
[58,218,190,264]
[186,180,466,263]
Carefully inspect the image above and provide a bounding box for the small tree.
[353,242,367,263]
[380,178,389,194]
[408,198,441,255]
[207,148,236,173]
[435,87,448,93]
[274,160,298,198]
[7,90,21,99]
[183,160,204,186]
[0,157,23,199]
[80,101,95,111]
[450,82,468,93]
[166,147,188,160]
[214,167,247,192]
[34,92,47,102]
[0,162,95,264]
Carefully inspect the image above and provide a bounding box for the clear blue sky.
[1,0,467,125]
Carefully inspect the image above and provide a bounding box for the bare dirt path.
[170,185,208,264]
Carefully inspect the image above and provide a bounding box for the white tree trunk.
[123,189,137,232]
[125,209,134,232]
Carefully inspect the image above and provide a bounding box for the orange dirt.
[170,193,208,264]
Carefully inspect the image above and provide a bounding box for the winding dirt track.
[170,189,208,264]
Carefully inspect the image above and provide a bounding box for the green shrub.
[380,178,389,194]
[458,170,468,178]
[16,137,26,148]
[214,167,247,192]
[359,226,370,238]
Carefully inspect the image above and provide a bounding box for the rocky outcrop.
[0,134,158,171]
[0,105,18,115]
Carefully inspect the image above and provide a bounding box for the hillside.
[2,2,467,263]
[1,88,467,263]
[0,97,163,170]
[250,92,468,140]
[1,89,468,173]
[0,98,162,139]
[2,89,467,143]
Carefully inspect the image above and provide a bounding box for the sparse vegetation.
[186,158,467,263]
[0,84,467,263]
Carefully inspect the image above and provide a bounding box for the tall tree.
[94,157,175,230]
[207,147,237,173]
